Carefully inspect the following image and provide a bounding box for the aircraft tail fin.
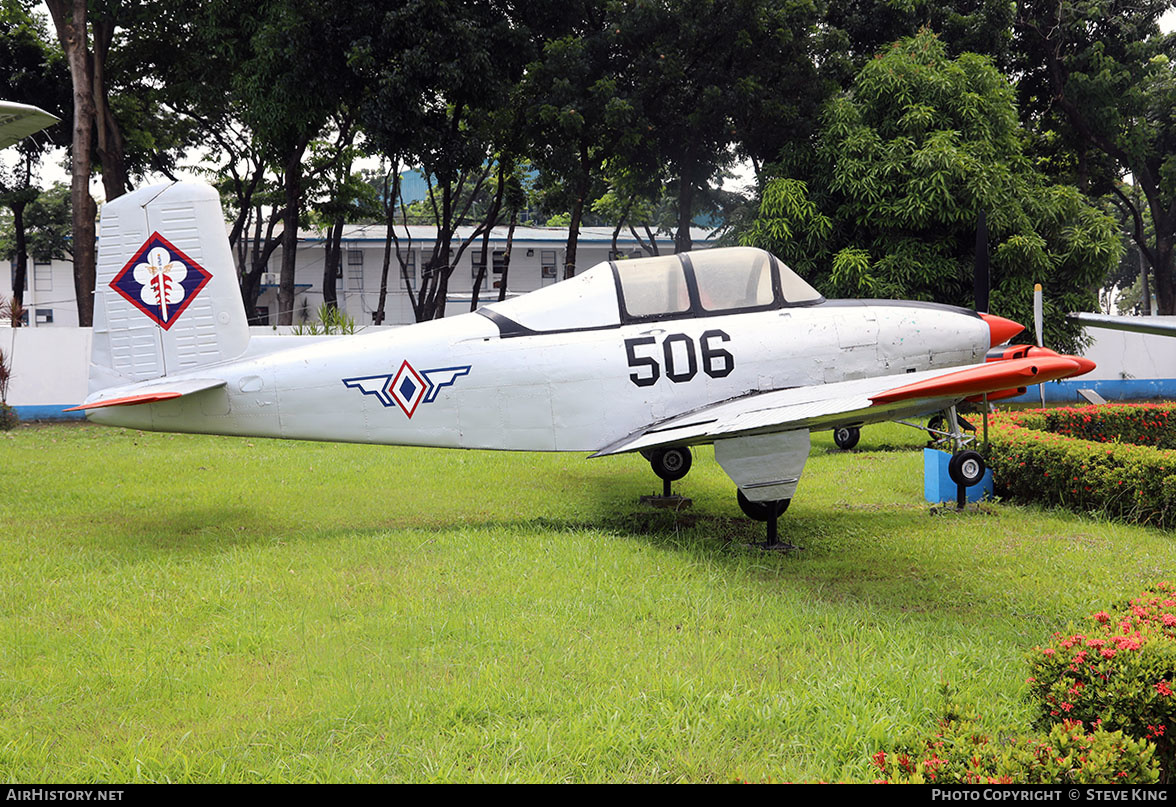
[89,182,251,394]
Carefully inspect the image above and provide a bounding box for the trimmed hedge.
[986,403,1176,527]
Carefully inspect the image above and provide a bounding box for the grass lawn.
[0,420,1172,782]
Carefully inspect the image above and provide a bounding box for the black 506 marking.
[624,329,734,387]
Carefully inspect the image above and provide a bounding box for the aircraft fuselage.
[88,300,990,452]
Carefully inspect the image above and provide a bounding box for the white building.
[5,224,715,328]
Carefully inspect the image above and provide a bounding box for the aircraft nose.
[979,313,1025,347]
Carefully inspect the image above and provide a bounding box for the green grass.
[0,421,1173,782]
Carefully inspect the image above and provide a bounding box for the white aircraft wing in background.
[1069,311,1176,337]
[0,101,60,150]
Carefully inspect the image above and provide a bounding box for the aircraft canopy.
[480,246,823,334]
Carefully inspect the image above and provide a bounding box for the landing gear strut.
[938,405,986,508]
[737,490,795,550]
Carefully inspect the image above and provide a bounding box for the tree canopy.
[4,0,1163,327]
[743,31,1122,352]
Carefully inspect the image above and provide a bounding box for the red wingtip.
[979,313,1025,347]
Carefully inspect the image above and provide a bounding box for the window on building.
[399,250,416,290]
[492,250,507,289]
[34,308,52,325]
[347,249,363,266]
[471,251,485,279]
[33,260,51,292]
[541,250,557,279]
[346,254,364,291]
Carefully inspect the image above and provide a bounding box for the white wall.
[0,257,79,328]
[1080,319,1176,381]
[2,325,91,407]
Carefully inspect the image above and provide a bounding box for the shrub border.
[985,403,1176,527]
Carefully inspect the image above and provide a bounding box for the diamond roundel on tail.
[109,232,212,330]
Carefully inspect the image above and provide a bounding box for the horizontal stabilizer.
[65,378,226,412]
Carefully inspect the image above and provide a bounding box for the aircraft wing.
[592,355,1089,457]
[0,101,60,150]
[1069,312,1176,337]
[65,378,227,412]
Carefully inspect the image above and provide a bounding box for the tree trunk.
[244,216,282,324]
[11,200,27,323]
[674,162,694,254]
[564,148,591,279]
[46,0,97,327]
[91,18,127,201]
[471,164,507,311]
[322,216,344,310]
[277,143,307,325]
[564,195,583,280]
[498,209,518,303]
[374,171,399,326]
[1152,234,1175,315]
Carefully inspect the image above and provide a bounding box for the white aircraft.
[68,182,1096,545]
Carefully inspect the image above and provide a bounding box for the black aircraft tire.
[737,489,791,522]
[948,450,986,487]
[833,426,861,450]
[650,447,692,482]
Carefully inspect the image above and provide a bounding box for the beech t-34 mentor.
[70,182,1095,544]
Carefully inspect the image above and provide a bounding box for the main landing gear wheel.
[833,426,860,450]
[736,490,795,550]
[649,446,692,497]
[948,450,985,487]
[650,446,692,482]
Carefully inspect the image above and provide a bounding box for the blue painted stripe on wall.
[1009,379,1176,403]
[12,405,85,421]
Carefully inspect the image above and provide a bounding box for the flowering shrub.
[870,709,1158,784]
[1027,582,1176,781]
[985,403,1176,527]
